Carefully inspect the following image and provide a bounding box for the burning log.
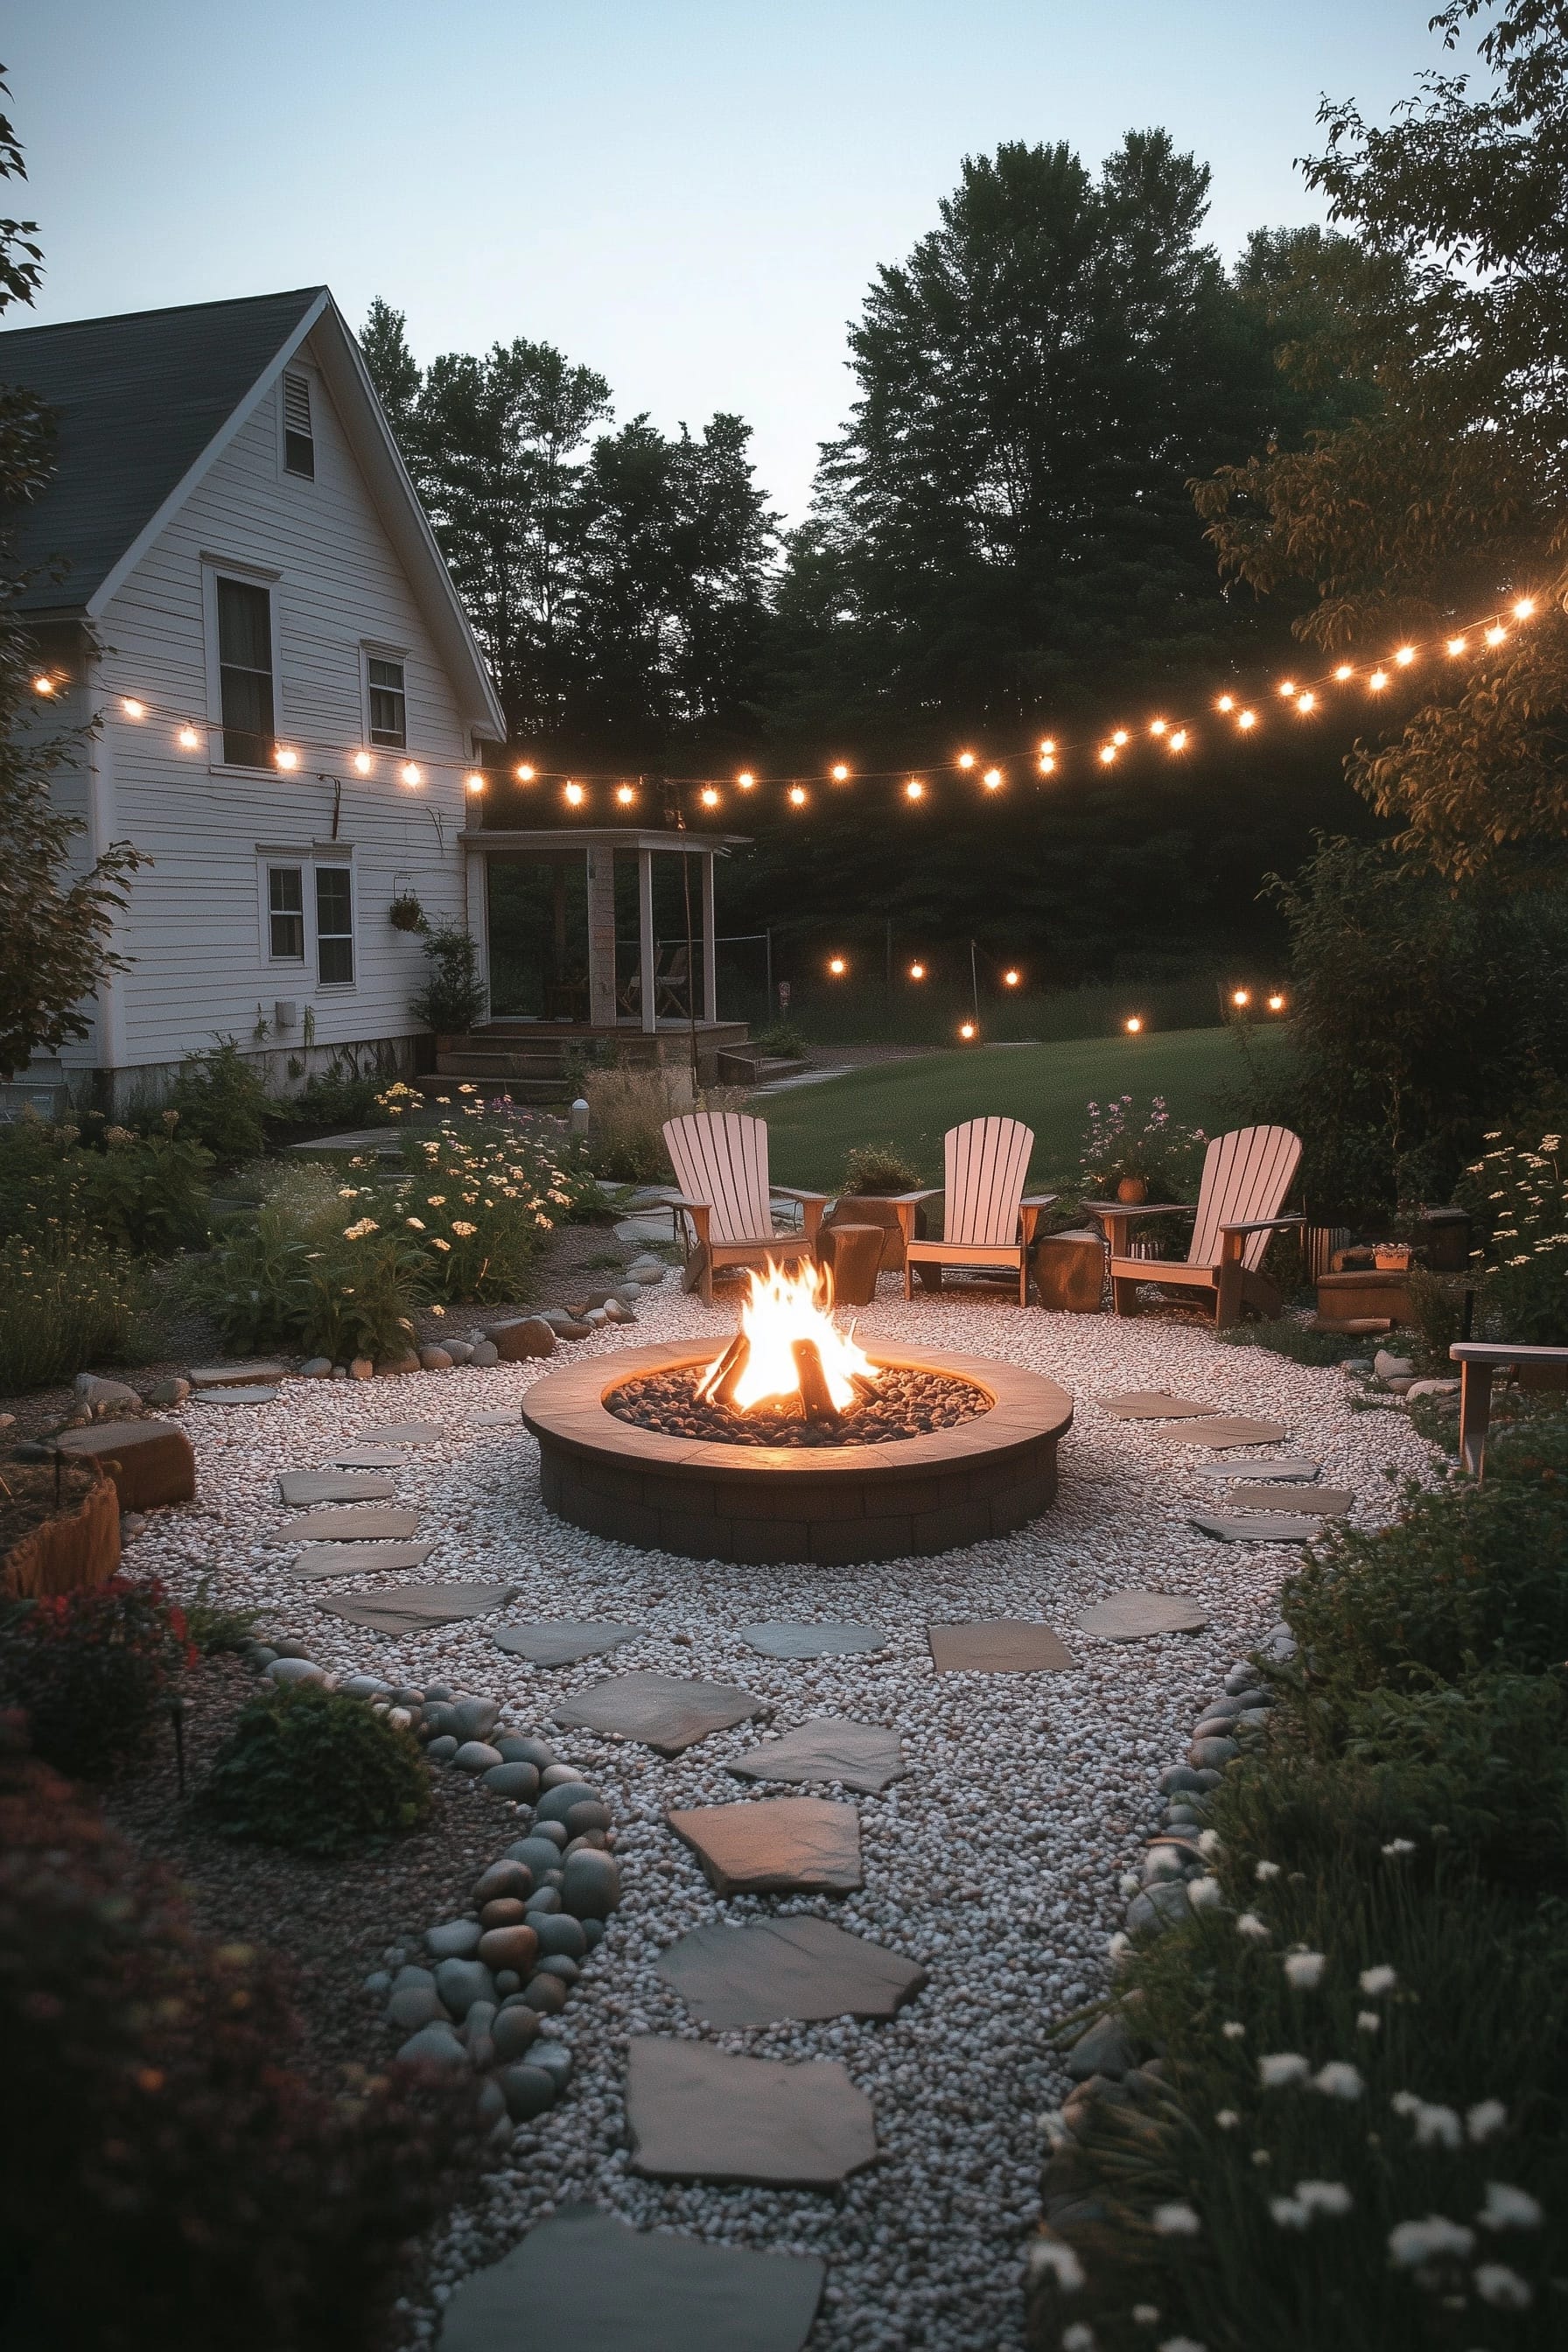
[791,1338,842,1424]
[694,1330,747,1406]
[849,1371,881,1405]
[710,1336,753,1414]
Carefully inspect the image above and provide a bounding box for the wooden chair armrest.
[883,1189,942,1206]
[1451,1340,1568,1366]
[1082,1199,1195,1221]
[772,1186,829,1206]
[1217,1214,1305,1237]
[1019,1193,1060,1208]
[659,1193,707,1213]
[1018,1194,1059,1245]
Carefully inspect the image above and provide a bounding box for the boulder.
[469,1340,500,1367]
[419,1346,454,1371]
[144,1376,192,1404]
[53,1419,197,1511]
[299,1358,333,1379]
[74,1373,140,1410]
[486,1316,556,1362]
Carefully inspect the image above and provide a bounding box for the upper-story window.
[367,654,407,747]
[217,578,275,767]
[283,372,315,479]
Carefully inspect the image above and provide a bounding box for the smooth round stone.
[391,1963,436,1991]
[582,1919,606,1950]
[477,1924,541,1973]
[1158,1765,1208,1795]
[469,1340,500,1367]
[484,1761,540,1798]
[1193,1718,1236,1742]
[562,1798,612,1838]
[435,1957,497,2018]
[386,1984,448,2030]
[1238,1707,1272,1730]
[492,2006,541,2062]
[452,1740,505,1774]
[539,1765,590,1795]
[426,1735,459,1763]
[494,1970,521,1995]
[426,1919,483,1961]
[535,1782,598,1828]
[267,1657,326,1688]
[496,1735,556,1768]
[527,2040,573,2091]
[391,1686,425,1709]
[473,1860,534,1906]
[563,1832,608,1858]
[396,2022,466,2068]
[505,1838,564,1880]
[480,1898,530,1929]
[532,1913,587,1959]
[341,1674,394,1698]
[524,1888,563,1916]
[499,2063,556,2121]
[1189,1736,1240,1769]
[521,1973,567,2015]
[425,1684,453,1702]
[560,1849,621,1921]
[451,1697,501,1740]
[362,1970,392,1995]
[534,1821,569,1851]
[535,1954,579,1985]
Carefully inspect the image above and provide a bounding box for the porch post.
[638,847,656,1034]
[464,841,492,1023]
[586,843,617,1027]
[701,850,718,1024]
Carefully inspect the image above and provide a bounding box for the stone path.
[495,1620,642,1668]
[658,1917,927,2028]
[927,1619,1078,1673]
[1075,1590,1210,1641]
[738,1621,889,1659]
[625,2040,878,2186]
[668,1796,864,1894]
[727,1718,907,1795]
[553,1671,764,1754]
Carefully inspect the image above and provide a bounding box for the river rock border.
[245,1637,623,2152]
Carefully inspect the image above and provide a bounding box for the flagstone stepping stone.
[1101,1391,1217,1419]
[738,1621,889,1660]
[1179,1417,1288,1448]
[1190,1510,1326,1544]
[312,1580,518,1633]
[625,2038,877,2187]
[276,1469,396,1507]
[467,1408,522,1426]
[494,1620,641,1668]
[266,1507,420,1545]
[727,1717,906,1794]
[332,1446,412,1469]
[1228,1484,1353,1516]
[928,1619,1077,1673]
[552,1670,761,1754]
[1191,1456,1320,1484]
[194,1386,279,1405]
[190,1362,290,1389]
[668,1796,861,1894]
[657,1915,926,2026]
[358,1419,444,1444]
[1076,1590,1211,1641]
[284,1542,435,1581]
[438,2201,824,2352]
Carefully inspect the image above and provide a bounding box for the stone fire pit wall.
[522,1340,1073,1566]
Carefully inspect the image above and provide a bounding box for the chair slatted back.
[942,1116,1035,1246]
[663,1112,774,1245]
[1188,1124,1302,1272]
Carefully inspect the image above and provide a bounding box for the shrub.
[1404,1264,1473,1372]
[0,1716,480,2350]
[752,1018,809,1057]
[180,1578,260,1656]
[388,1098,566,1303]
[277,1062,402,1134]
[80,1122,213,1254]
[411,922,486,1034]
[200,1684,431,1853]
[179,1162,426,1363]
[842,1142,920,1194]
[583,1062,694,1182]
[0,1577,192,1776]
[0,1236,143,1390]
[1456,1128,1568,1343]
[160,1040,270,1166]
[1079,1093,1207,1200]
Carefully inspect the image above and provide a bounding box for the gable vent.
[283,372,315,480]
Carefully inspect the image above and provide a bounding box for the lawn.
[757,1022,1288,1193]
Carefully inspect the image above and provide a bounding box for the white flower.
[1214,2108,1239,2130]
[1387,2215,1475,2268]
[1297,2180,1353,2217]
[1478,2182,1542,2231]
[1157,2338,1207,2352]
[1312,2062,1363,2101]
[1466,2099,1508,2143]
[1236,1912,1270,1942]
[1392,2094,1463,2149]
[1198,1829,1222,1856]
[1283,1951,1326,1990]
[1356,2010,1382,2034]
[1131,2311,1160,2329]
[1060,2327,1096,2352]
[1359,1964,1397,1996]
[1381,1838,1417,1858]
[1250,2147,1271,2166]
[1474,2263,1534,2310]
[1258,2053,1310,2089]
[1188,1875,1223,1909]
[1120,1872,1141,1897]
[1221,2020,1246,2040]
[1152,2202,1201,2236]
[1026,2238,1084,2292]
[1255,1858,1281,1881]
[1270,2196,1310,2230]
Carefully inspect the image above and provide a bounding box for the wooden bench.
[1448,1340,1568,1476]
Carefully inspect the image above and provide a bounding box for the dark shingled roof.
[0,286,326,613]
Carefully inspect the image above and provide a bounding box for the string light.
[32,673,55,696]
[830,762,850,781]
[1216,694,1236,713]
[982,766,1003,789]
[1112,729,1129,746]
[958,1020,976,1040]
[464,771,486,794]
[401,761,422,785]
[178,724,200,750]
[1003,968,1021,987]
[788,785,808,807]
[908,961,927,981]
[1238,710,1257,730]
[905,778,925,800]
[564,781,584,806]
[700,787,720,808]
[957,752,976,770]
[1446,636,1467,656]
[1232,988,1251,1008]
[1296,690,1317,713]
[1039,752,1056,774]
[122,697,144,718]
[1514,597,1536,620]
[1485,623,1508,647]
[515,763,536,782]
[1369,669,1389,690]
[1150,718,1168,736]
[828,955,847,976]
[1039,738,1055,756]
[1099,745,1116,765]
[1267,991,1286,1012]
[737,770,756,789]
[275,746,298,770]
[1124,1016,1143,1033]
[1334,663,1354,682]
[615,783,636,806]
[1395,645,1415,667]
[354,750,373,774]
[1169,729,1188,752]
[1278,679,1297,697]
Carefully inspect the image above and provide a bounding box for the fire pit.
[522,1261,1072,1564]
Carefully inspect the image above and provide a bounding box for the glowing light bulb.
[1003,968,1020,987]
[1238,710,1257,730]
[788,785,807,807]
[1169,729,1188,752]
[1150,718,1168,736]
[1267,992,1286,1012]
[1039,738,1055,756]
[615,783,636,806]
[982,766,1003,789]
[1099,745,1116,765]
[1297,690,1316,712]
[1514,598,1536,620]
[1039,753,1056,774]
[1278,679,1297,697]
[1334,663,1354,682]
[401,761,421,785]
[1485,624,1508,647]
[959,1020,976,1041]
[909,961,926,981]
[1124,1016,1143,1034]
[564,780,584,806]
[465,771,486,793]
[515,763,536,782]
[737,770,756,788]
[1232,988,1251,1008]
[1446,635,1467,656]
[905,778,925,800]
[178,724,200,750]
[828,956,847,976]
[698,786,719,808]
[1395,645,1415,666]
[122,697,145,718]
[957,752,976,770]
[1216,694,1236,713]
[1112,729,1129,747]
[1369,669,1389,690]
[275,746,298,770]
[354,750,373,774]
[830,762,850,781]
[32,674,54,696]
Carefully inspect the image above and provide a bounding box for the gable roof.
[0,285,505,739]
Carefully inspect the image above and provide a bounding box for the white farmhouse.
[3,285,505,1115]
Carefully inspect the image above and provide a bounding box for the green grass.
[756,1023,1287,1192]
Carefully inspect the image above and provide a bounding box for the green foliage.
[1219,1315,1364,1367]
[181,1181,423,1365]
[389,1097,568,1299]
[280,1060,402,1133]
[0,1716,480,2349]
[0,1577,192,1777]
[0,1235,142,1390]
[410,922,486,1035]
[579,1062,690,1182]
[1457,1128,1568,1343]
[1404,1265,1473,1374]
[752,1019,810,1058]
[200,1684,430,1854]
[160,1040,270,1168]
[1079,1093,1208,1200]
[0,1112,212,1257]
[179,1581,259,1656]
[841,1142,920,1195]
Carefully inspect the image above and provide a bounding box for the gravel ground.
[124,1276,1438,2352]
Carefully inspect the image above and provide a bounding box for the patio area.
[128,1280,1437,2350]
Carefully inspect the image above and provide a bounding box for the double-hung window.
[267,865,304,961]
[315,865,355,985]
[217,578,275,767]
[367,654,407,747]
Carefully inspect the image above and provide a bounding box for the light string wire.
[25,594,1543,811]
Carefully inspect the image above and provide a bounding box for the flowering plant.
[1,1577,194,1775]
[1457,1130,1568,1342]
[378,1085,571,1303]
[1079,1095,1207,1200]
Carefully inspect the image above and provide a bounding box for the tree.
[0,69,143,1081]
[1194,1,1568,879]
[358,297,420,441]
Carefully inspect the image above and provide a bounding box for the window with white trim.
[267,865,305,961]
[283,372,315,478]
[315,864,355,984]
[366,654,407,747]
[217,577,275,766]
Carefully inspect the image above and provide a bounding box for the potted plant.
[1080,1096,1206,1207]
[410,923,486,1048]
[388,891,426,934]
[821,1144,924,1271]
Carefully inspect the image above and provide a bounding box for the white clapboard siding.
[93,326,473,1069]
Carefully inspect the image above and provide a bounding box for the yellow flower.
[427,1195,446,1206]
[430,1237,452,1252]
[405,1216,426,1230]
[342,1218,379,1241]
[451,1220,477,1237]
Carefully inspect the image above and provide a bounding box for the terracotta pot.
[1374,1244,1413,1271]
[1116,1175,1148,1205]
[1,1468,121,1600]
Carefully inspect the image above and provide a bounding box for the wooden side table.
[816,1222,884,1308]
[1033,1228,1106,1312]
[1449,1340,1568,1475]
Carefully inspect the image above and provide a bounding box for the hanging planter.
[388,892,426,934]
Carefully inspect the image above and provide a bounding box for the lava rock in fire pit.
[606,1363,989,1450]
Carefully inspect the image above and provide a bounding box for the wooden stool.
[817,1222,884,1307]
[1033,1227,1106,1312]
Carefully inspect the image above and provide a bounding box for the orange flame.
[726,1258,876,1413]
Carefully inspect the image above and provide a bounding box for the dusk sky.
[10,1,1469,521]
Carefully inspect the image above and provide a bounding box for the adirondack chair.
[888,1116,1057,1307]
[1087,1124,1303,1330]
[662,1111,828,1306]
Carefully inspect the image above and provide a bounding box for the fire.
[696,1257,877,1417]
